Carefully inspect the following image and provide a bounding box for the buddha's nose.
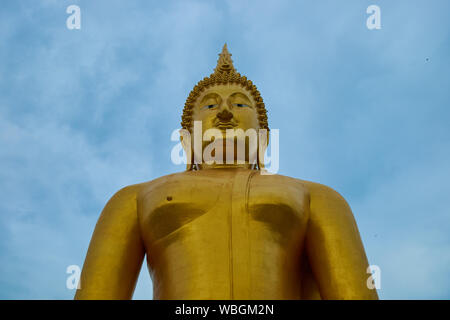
[216,108,234,122]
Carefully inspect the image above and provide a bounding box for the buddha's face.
[192,83,259,134]
[180,83,268,167]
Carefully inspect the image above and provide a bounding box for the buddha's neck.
[196,162,257,171]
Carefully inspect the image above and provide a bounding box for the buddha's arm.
[74,185,145,300]
[304,182,378,300]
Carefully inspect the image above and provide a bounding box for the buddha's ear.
[257,128,269,170]
[179,129,193,170]
[258,128,270,151]
[179,129,191,150]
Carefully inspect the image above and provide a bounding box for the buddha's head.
[180,44,269,170]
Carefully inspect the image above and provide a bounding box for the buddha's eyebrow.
[199,93,220,104]
[230,92,252,104]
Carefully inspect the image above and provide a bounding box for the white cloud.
[0,0,449,299]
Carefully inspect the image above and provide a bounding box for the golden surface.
[75,45,378,300]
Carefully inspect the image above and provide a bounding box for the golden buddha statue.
[75,44,378,300]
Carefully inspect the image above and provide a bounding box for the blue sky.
[0,0,449,299]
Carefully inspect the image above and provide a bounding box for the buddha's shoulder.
[295,179,349,206]
[112,172,345,203]
[110,171,201,198]
[257,173,346,200]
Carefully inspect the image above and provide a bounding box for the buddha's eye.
[202,104,218,110]
[234,103,249,108]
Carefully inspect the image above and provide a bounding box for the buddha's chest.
[138,172,309,246]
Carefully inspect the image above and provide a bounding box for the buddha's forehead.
[196,83,253,103]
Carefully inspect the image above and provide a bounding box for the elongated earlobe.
[180,129,194,171]
[257,129,268,171]
[257,145,265,170]
[186,150,194,171]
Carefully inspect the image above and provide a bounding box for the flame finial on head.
[181,44,269,131]
[214,43,237,74]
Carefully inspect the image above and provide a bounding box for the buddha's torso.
[137,168,311,299]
